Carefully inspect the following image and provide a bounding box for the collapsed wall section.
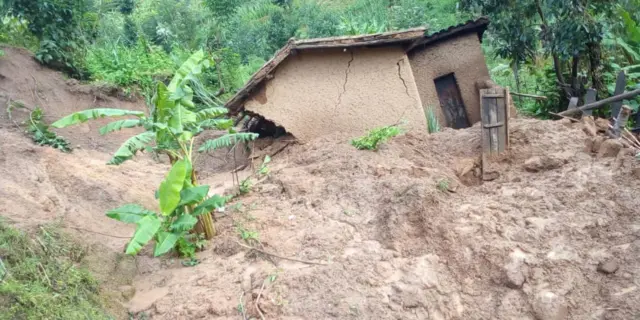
[243,47,425,142]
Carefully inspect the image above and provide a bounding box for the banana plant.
[51,50,258,256]
[106,159,230,256]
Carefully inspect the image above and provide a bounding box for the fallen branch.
[238,291,248,320]
[558,88,640,117]
[625,128,640,147]
[607,124,640,149]
[510,92,547,100]
[250,142,291,160]
[255,280,267,320]
[236,241,328,266]
[6,98,24,131]
[65,226,131,239]
[549,112,580,122]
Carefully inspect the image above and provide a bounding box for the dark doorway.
[242,115,287,138]
[434,73,470,129]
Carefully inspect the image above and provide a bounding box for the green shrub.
[0,221,111,319]
[27,107,71,152]
[351,125,402,150]
[0,15,39,51]
[7,0,93,78]
[85,41,174,93]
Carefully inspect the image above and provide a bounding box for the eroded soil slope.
[131,119,640,320]
[0,46,148,152]
[0,47,163,319]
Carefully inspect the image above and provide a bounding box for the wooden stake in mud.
[583,89,597,116]
[612,105,633,138]
[480,88,509,181]
[610,71,627,119]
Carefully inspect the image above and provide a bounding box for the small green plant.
[425,106,441,133]
[239,178,252,194]
[258,155,271,175]
[229,202,244,212]
[27,107,72,152]
[235,223,259,243]
[236,155,271,195]
[343,209,357,216]
[436,179,450,192]
[351,125,402,150]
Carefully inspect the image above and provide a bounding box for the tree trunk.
[534,0,570,98]
[512,61,523,108]
[191,170,216,239]
[587,42,605,93]
[569,55,587,103]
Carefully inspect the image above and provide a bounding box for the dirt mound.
[123,118,640,320]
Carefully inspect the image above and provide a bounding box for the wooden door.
[434,74,470,129]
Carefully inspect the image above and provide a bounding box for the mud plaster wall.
[244,47,425,142]
[409,33,491,126]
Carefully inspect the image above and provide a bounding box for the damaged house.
[226,18,493,141]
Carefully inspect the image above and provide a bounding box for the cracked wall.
[409,33,491,127]
[244,47,425,142]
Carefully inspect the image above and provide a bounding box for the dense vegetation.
[2,0,638,119]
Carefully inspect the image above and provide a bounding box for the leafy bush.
[27,107,71,152]
[0,15,39,51]
[0,221,111,319]
[351,125,402,150]
[85,41,174,94]
[7,0,93,78]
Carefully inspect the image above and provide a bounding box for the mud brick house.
[226,18,493,141]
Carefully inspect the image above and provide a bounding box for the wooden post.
[505,87,511,149]
[567,97,579,110]
[611,71,626,119]
[480,88,508,181]
[613,105,632,138]
[583,89,596,116]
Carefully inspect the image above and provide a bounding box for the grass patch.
[425,106,441,133]
[0,221,112,320]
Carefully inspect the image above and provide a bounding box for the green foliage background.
[0,0,639,118]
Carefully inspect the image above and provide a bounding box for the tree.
[51,51,259,256]
[121,0,137,47]
[461,0,610,111]
[4,0,92,78]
